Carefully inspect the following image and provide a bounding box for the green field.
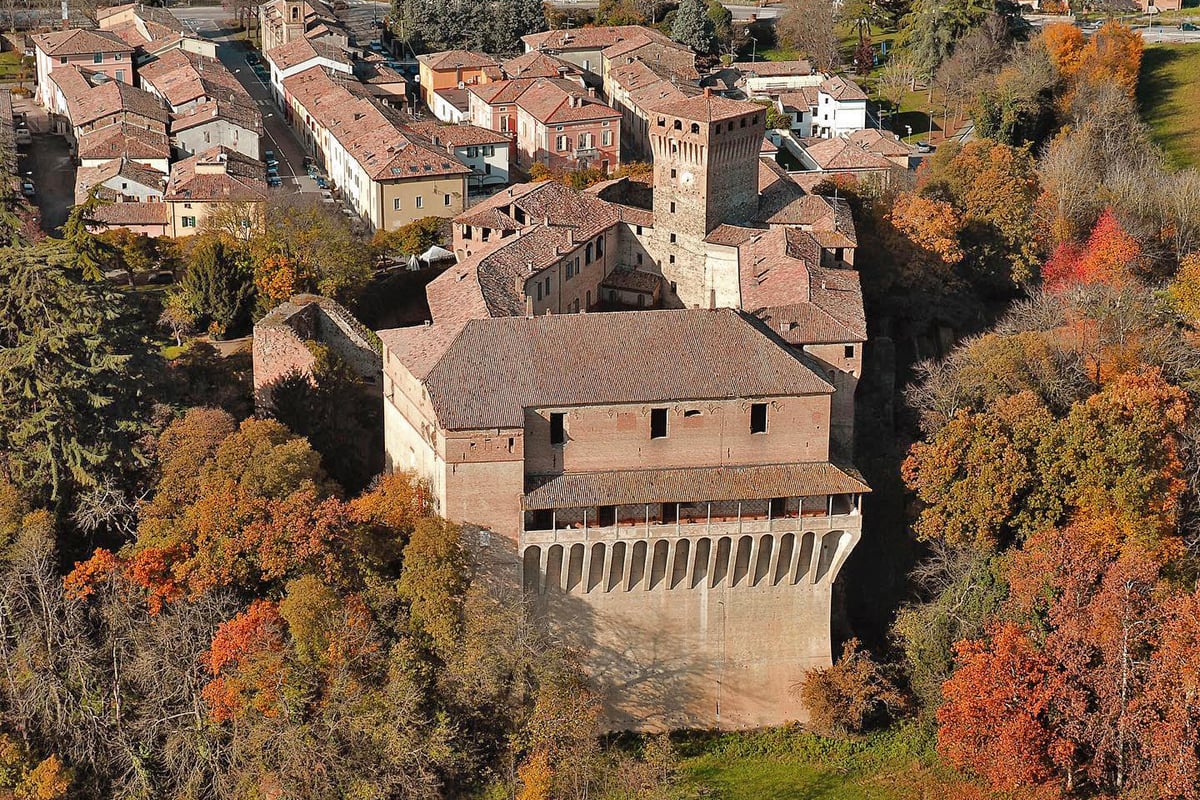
[653,724,984,800]
[1137,43,1200,169]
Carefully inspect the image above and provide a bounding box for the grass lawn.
[1137,43,1200,169]
[654,723,988,800]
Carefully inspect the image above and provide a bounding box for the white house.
[265,36,351,107]
[814,76,868,139]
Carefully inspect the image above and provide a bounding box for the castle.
[369,89,868,730]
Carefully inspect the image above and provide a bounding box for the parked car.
[264,149,276,164]
[315,176,328,189]
[14,128,31,146]
[267,175,283,188]
[267,166,279,179]
[246,51,260,65]
[21,181,34,197]
[1182,22,1198,30]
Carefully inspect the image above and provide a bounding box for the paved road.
[174,8,313,194]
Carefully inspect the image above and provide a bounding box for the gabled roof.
[89,200,171,227]
[265,36,348,71]
[170,98,263,134]
[819,75,868,102]
[78,123,170,162]
[32,28,130,56]
[502,50,575,79]
[801,137,896,171]
[731,59,813,77]
[379,308,833,430]
[508,78,620,124]
[779,87,820,110]
[139,48,248,110]
[408,120,509,148]
[417,49,501,71]
[165,146,266,202]
[522,25,671,53]
[76,157,165,203]
[72,81,169,127]
[845,128,916,157]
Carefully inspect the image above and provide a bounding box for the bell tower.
[283,0,305,44]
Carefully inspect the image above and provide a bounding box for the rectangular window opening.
[650,408,668,439]
[750,403,768,434]
[550,412,565,446]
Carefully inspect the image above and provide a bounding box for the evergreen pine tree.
[671,0,715,54]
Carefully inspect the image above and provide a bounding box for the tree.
[706,0,733,50]
[249,195,371,310]
[1168,252,1200,324]
[937,623,1066,789]
[1041,209,1140,291]
[61,190,118,281]
[796,639,905,735]
[671,0,716,54]
[878,54,919,113]
[777,0,840,71]
[0,241,146,503]
[370,215,446,258]
[889,192,965,264]
[171,236,254,338]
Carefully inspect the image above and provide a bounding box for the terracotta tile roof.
[405,120,509,149]
[494,78,618,124]
[417,49,500,71]
[845,128,916,157]
[652,91,762,123]
[468,76,540,105]
[284,67,470,181]
[76,157,166,203]
[89,200,171,227]
[523,460,869,509]
[755,302,863,344]
[522,25,671,53]
[779,87,820,110]
[604,39,697,80]
[601,266,660,294]
[266,36,348,71]
[608,58,701,114]
[165,146,266,202]
[704,223,760,247]
[32,28,130,56]
[432,87,471,112]
[47,64,94,103]
[731,60,813,77]
[171,97,263,134]
[502,50,575,79]
[139,48,250,111]
[612,202,653,227]
[738,227,813,309]
[819,75,868,102]
[801,137,895,171]
[107,20,150,47]
[760,136,778,153]
[78,123,170,162]
[458,207,521,230]
[72,81,169,127]
[379,308,834,430]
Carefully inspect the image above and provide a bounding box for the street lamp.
[748,35,757,63]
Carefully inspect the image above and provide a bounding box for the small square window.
[844,345,855,358]
[550,412,565,446]
[669,254,675,264]
[393,198,401,210]
[650,408,667,439]
[443,194,451,206]
[415,196,423,208]
[750,403,768,434]
[669,202,675,213]
[669,233,676,244]
[670,169,676,178]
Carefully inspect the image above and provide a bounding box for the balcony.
[522,494,861,545]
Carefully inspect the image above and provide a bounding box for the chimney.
[565,227,573,245]
[703,87,712,98]
[526,260,534,273]
[524,291,534,316]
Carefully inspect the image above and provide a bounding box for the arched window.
[673,119,682,130]
[690,122,699,134]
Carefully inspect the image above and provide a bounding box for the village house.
[163,146,266,236]
[77,123,171,173]
[33,29,134,111]
[408,120,512,195]
[265,36,352,107]
[521,25,674,82]
[280,66,471,230]
[790,135,899,188]
[416,50,502,122]
[501,50,579,81]
[97,2,216,62]
[138,48,263,160]
[75,156,171,236]
[812,75,868,138]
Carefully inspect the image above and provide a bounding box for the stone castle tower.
[647,89,764,308]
